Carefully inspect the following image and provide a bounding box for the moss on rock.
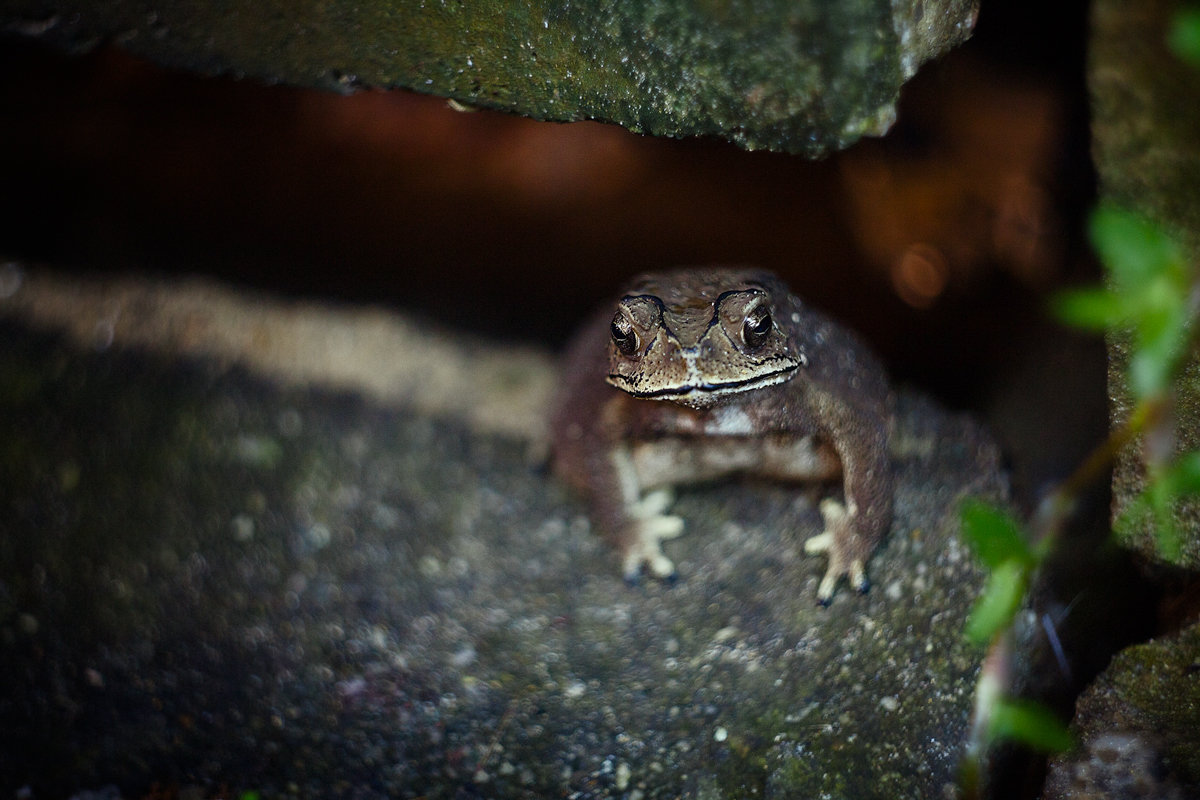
[3,0,976,154]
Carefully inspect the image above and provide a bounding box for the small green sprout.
[961,202,1197,768]
[1057,205,1197,561]
[961,13,1200,788]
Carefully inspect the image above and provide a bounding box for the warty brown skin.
[551,267,893,603]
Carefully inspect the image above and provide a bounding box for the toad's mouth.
[607,362,798,405]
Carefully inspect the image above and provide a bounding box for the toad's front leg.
[599,445,685,580]
[803,421,893,603]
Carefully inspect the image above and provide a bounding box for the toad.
[551,268,893,603]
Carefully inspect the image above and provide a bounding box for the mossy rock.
[3,0,977,155]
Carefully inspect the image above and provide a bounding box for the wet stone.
[0,302,1000,798]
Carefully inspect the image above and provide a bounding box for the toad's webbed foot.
[804,499,871,604]
[620,489,685,580]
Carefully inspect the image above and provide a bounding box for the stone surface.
[1,0,977,155]
[0,265,554,443]
[0,266,999,798]
[1089,0,1200,239]
[1042,622,1200,800]
[1091,0,1200,569]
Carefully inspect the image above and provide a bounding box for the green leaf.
[1052,287,1131,330]
[1164,451,1200,494]
[1065,206,1193,403]
[1114,466,1191,562]
[1126,273,1191,399]
[965,559,1028,645]
[960,500,1033,569]
[1129,346,1175,400]
[1088,205,1182,289]
[1114,491,1150,532]
[1148,479,1185,562]
[988,699,1074,753]
[1154,513,1183,561]
[1168,7,1200,68]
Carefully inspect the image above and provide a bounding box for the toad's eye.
[742,306,773,348]
[611,314,639,355]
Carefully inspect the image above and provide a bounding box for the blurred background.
[0,0,1101,500]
